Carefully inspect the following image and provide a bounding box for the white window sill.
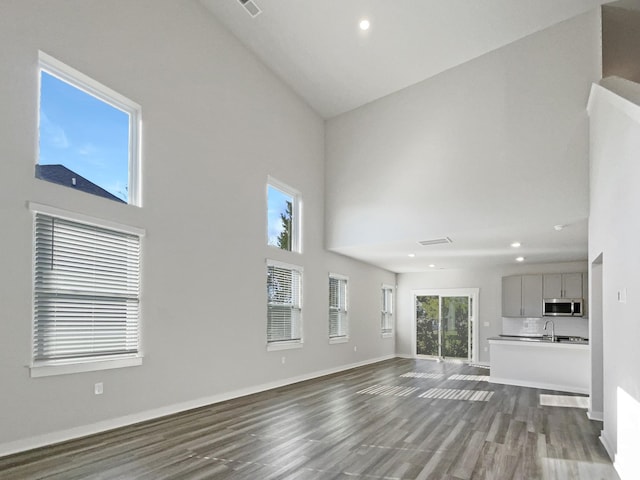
[381,332,394,339]
[329,336,349,345]
[30,355,143,378]
[267,341,303,352]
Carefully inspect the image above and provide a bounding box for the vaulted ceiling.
[201,0,609,118]
[201,0,615,272]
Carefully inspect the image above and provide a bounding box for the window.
[381,285,394,337]
[30,204,143,377]
[267,177,300,252]
[37,52,141,205]
[267,260,303,350]
[329,273,348,343]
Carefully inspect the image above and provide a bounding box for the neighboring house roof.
[35,164,125,203]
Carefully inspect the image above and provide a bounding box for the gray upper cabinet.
[502,274,543,317]
[543,273,583,298]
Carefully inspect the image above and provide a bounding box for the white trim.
[266,257,303,272]
[0,354,397,458]
[28,201,146,237]
[38,51,142,206]
[266,176,302,253]
[329,272,349,281]
[266,341,303,352]
[381,332,394,339]
[489,376,589,395]
[600,431,615,461]
[587,410,604,421]
[329,336,349,344]
[30,356,142,378]
[411,288,480,363]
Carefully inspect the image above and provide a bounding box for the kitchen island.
[488,337,589,394]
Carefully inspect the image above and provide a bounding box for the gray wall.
[325,11,600,252]
[588,77,640,480]
[0,0,395,454]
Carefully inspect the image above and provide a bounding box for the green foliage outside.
[277,201,292,251]
[416,295,469,359]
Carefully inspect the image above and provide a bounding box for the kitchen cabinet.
[543,273,583,298]
[502,274,543,317]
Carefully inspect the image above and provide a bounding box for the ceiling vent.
[418,237,453,247]
[237,0,262,17]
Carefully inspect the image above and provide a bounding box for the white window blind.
[329,275,348,338]
[33,213,141,363]
[267,262,302,343]
[381,286,394,334]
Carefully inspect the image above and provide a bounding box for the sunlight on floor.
[539,394,588,408]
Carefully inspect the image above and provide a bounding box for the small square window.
[37,52,141,205]
[267,178,300,252]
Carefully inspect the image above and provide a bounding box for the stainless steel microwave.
[543,298,583,317]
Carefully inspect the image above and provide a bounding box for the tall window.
[267,177,300,252]
[267,260,303,349]
[31,206,143,376]
[329,273,349,342]
[37,51,141,205]
[381,285,394,336]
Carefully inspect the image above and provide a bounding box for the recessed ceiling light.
[359,19,370,31]
[408,253,415,258]
[429,264,436,268]
[511,242,521,248]
[516,256,525,262]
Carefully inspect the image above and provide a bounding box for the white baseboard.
[489,376,589,395]
[600,430,615,461]
[587,409,604,421]
[0,354,396,458]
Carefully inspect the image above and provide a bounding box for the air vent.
[418,237,452,247]
[237,0,261,17]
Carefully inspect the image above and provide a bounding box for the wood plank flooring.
[0,358,619,479]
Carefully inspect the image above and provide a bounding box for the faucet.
[544,319,555,342]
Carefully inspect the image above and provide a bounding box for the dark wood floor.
[0,358,619,479]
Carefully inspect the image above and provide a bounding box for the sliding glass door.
[415,289,477,362]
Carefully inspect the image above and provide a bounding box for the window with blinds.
[33,213,141,365]
[381,285,394,335]
[329,274,348,340]
[266,261,302,344]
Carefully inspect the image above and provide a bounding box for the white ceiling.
[200,0,612,273]
[201,0,608,118]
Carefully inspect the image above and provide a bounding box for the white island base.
[488,338,590,394]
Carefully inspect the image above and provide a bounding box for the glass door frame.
[412,288,479,364]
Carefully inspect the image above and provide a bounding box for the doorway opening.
[413,288,479,363]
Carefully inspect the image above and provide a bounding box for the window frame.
[266,259,303,351]
[328,273,349,344]
[381,284,394,338]
[28,202,145,378]
[37,51,142,206]
[266,176,302,253]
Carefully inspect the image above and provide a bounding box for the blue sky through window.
[38,70,130,202]
[267,185,292,246]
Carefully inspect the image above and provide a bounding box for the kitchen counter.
[488,337,590,394]
[488,336,589,347]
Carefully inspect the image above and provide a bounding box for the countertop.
[488,336,589,349]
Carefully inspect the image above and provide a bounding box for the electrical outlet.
[94,382,103,395]
[281,356,286,365]
[618,289,627,304]
[354,345,357,352]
